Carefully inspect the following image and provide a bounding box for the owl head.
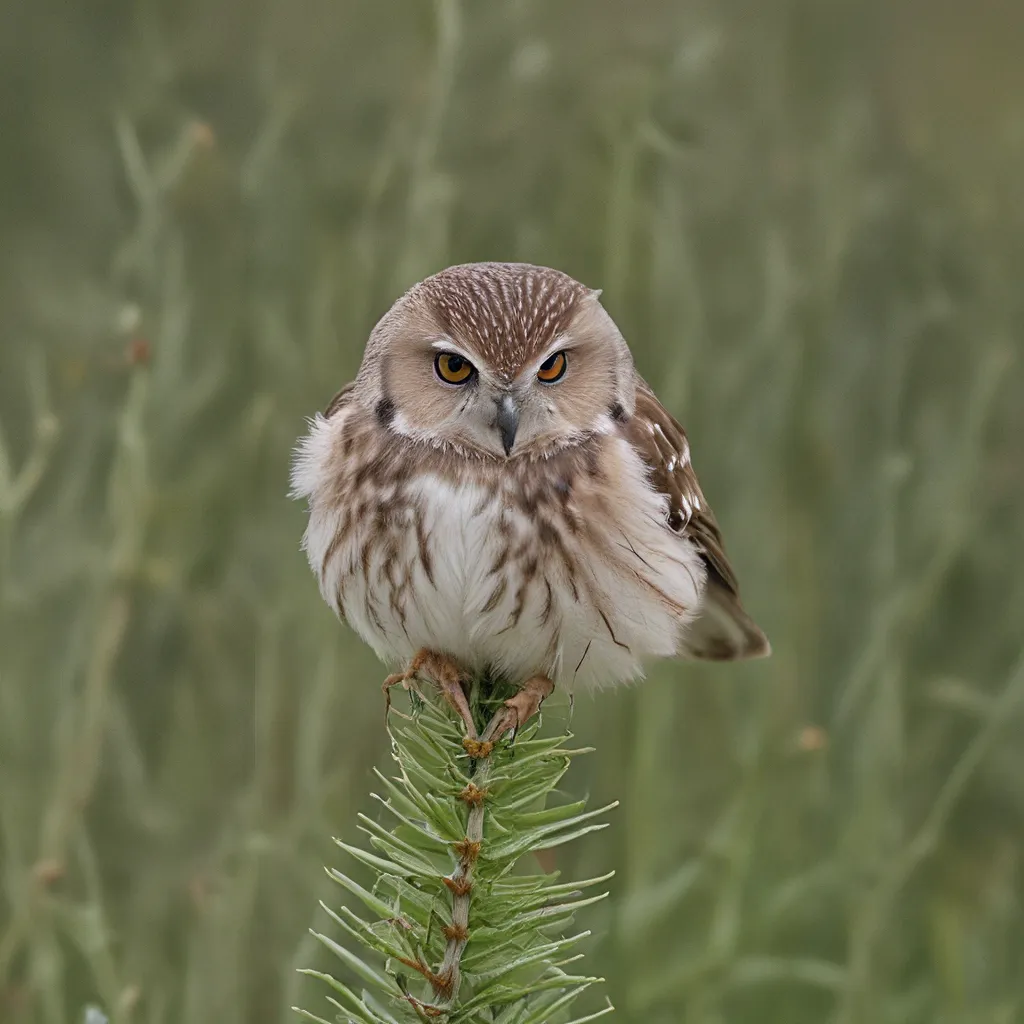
[354,263,637,459]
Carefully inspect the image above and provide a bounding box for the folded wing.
[620,379,770,661]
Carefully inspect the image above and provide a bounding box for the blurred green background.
[2,1,1024,1022]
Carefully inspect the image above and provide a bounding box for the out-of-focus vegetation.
[1,1,1023,1022]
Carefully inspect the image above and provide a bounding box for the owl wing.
[621,378,770,661]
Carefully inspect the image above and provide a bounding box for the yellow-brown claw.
[493,674,555,738]
[381,670,413,721]
[382,649,476,736]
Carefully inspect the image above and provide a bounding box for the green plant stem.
[434,703,504,1006]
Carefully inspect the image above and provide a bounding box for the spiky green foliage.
[296,687,616,1023]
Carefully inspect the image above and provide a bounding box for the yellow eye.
[435,352,475,385]
[537,351,567,383]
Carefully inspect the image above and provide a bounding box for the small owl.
[292,263,768,736]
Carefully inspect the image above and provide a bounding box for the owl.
[292,263,768,738]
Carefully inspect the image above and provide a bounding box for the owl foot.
[381,667,426,720]
[382,649,476,737]
[486,674,555,740]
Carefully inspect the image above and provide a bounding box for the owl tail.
[683,579,771,661]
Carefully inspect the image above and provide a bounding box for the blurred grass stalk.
[0,110,190,1023]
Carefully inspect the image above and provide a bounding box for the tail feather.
[683,580,771,661]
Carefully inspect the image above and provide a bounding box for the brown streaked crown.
[416,263,591,381]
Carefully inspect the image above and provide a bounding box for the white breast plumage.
[297,407,707,692]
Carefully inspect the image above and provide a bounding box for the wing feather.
[620,378,770,661]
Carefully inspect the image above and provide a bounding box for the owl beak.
[495,394,520,456]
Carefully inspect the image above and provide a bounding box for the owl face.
[357,263,637,459]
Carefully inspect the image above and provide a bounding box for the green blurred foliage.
[1,1,1023,1022]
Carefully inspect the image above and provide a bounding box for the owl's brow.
[521,333,574,376]
[429,331,577,381]
[429,337,476,362]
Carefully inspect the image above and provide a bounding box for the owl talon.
[382,649,476,737]
[436,674,477,739]
[382,663,432,722]
[382,672,418,721]
[488,674,555,739]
